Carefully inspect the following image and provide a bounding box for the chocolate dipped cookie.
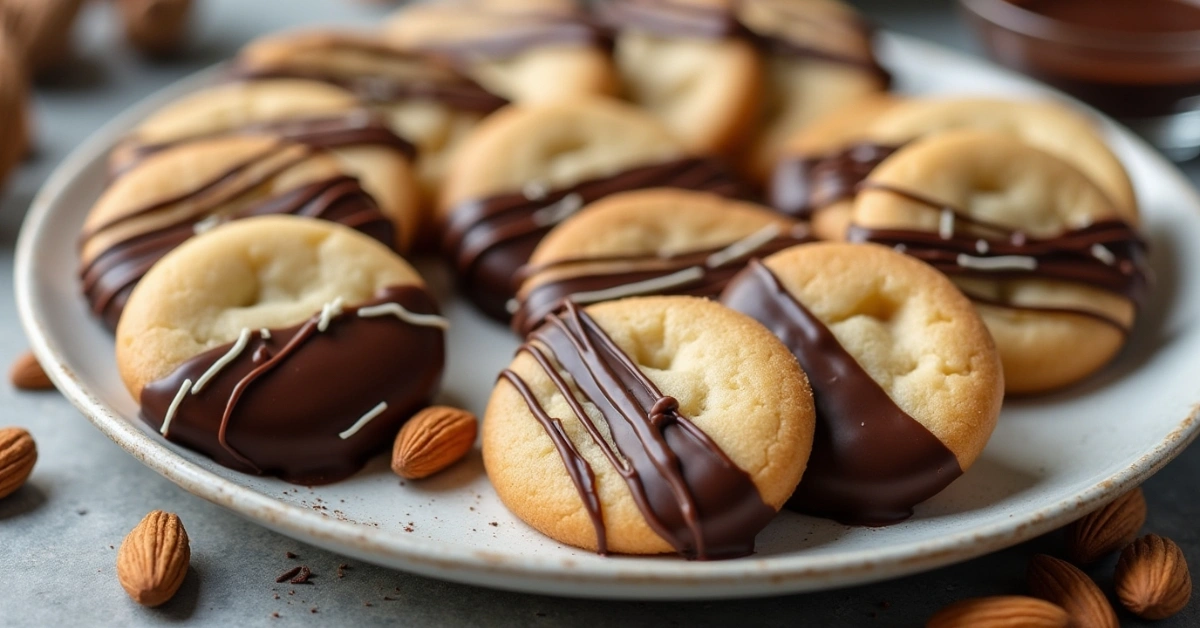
[79,136,395,330]
[721,242,1004,525]
[511,188,811,335]
[483,296,815,557]
[116,215,447,484]
[771,97,1138,239]
[234,30,508,211]
[596,0,763,154]
[384,0,616,103]
[440,97,749,320]
[736,0,889,183]
[849,130,1148,394]
[110,79,422,251]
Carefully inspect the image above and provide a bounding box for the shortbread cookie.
[440,97,749,320]
[484,296,815,557]
[512,188,810,334]
[597,0,762,153]
[721,242,1004,524]
[384,0,616,103]
[768,95,899,240]
[737,0,889,183]
[117,215,447,484]
[111,79,422,250]
[80,136,396,330]
[849,130,1148,393]
[234,30,508,210]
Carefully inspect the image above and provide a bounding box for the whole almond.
[0,31,29,193]
[9,351,52,390]
[0,0,84,76]
[117,0,192,57]
[1115,534,1191,620]
[1065,487,1146,565]
[392,406,477,479]
[1027,554,1118,628]
[927,595,1070,628]
[0,427,36,499]
[116,510,190,607]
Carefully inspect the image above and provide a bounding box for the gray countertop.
[2,1,1197,626]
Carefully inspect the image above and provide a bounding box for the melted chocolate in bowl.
[961,0,1200,159]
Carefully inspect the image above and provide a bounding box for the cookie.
[116,215,447,484]
[849,130,1148,393]
[110,79,422,251]
[440,97,748,320]
[768,94,899,240]
[596,0,762,153]
[384,0,616,103]
[80,136,396,330]
[736,0,889,183]
[511,188,810,335]
[721,242,1004,524]
[483,296,815,557]
[234,30,508,211]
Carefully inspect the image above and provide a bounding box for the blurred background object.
[117,0,194,58]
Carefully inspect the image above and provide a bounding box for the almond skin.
[117,0,192,57]
[927,595,1070,628]
[392,406,477,479]
[9,351,53,390]
[1027,554,1118,628]
[116,510,190,607]
[1065,487,1146,565]
[0,427,36,499]
[1115,534,1192,620]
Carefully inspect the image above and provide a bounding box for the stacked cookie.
[77,0,1149,561]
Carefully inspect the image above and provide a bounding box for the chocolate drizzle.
[80,144,394,330]
[721,260,962,525]
[769,143,898,218]
[595,0,748,39]
[500,302,776,558]
[411,12,610,60]
[847,182,1150,330]
[140,285,446,485]
[442,157,752,321]
[510,224,812,335]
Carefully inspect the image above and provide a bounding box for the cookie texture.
[80,136,395,330]
[385,0,616,103]
[111,79,421,250]
[852,130,1144,393]
[483,296,815,555]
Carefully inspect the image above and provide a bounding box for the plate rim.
[15,32,1200,599]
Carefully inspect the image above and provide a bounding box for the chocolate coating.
[721,260,962,525]
[442,157,752,321]
[140,285,445,485]
[596,0,747,38]
[410,11,609,60]
[501,302,776,559]
[769,143,898,218]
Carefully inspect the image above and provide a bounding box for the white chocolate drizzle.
[317,297,345,332]
[531,193,584,227]
[522,181,549,201]
[191,328,252,394]
[568,267,707,305]
[938,209,955,240]
[160,378,193,436]
[705,224,782,269]
[192,215,222,235]
[955,254,1038,271]
[259,328,271,339]
[975,239,990,254]
[357,302,451,330]
[338,401,388,440]
[1091,243,1117,266]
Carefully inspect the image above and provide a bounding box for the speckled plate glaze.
[16,34,1200,599]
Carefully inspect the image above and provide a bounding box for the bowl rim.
[958,0,1200,54]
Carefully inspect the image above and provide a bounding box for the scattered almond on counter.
[926,595,1069,628]
[1027,554,1118,628]
[9,351,52,390]
[1064,487,1146,565]
[1115,534,1192,620]
[391,406,477,480]
[0,426,36,499]
[116,510,190,607]
[0,0,84,77]
[116,0,193,57]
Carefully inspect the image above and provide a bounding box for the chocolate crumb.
[310,607,318,614]
[276,566,302,583]
[108,545,113,549]
[337,563,349,578]
[383,596,396,601]
[364,602,373,607]
[404,526,414,533]
[76,509,87,516]
[289,590,295,596]
[285,551,297,559]
[274,594,280,600]
[489,522,498,527]
[271,612,280,619]
[290,566,313,584]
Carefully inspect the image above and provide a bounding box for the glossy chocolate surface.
[770,143,898,218]
[721,261,962,525]
[501,302,775,558]
[140,285,445,485]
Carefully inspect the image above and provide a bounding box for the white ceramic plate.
[16,33,1200,600]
